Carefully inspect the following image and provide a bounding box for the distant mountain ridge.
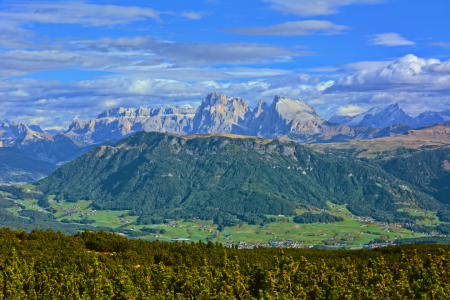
[0,122,93,163]
[64,92,412,144]
[0,122,97,183]
[2,93,448,184]
[0,119,10,126]
[330,103,450,128]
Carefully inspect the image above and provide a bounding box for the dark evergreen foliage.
[437,209,450,222]
[380,147,450,204]
[293,212,344,223]
[35,132,440,224]
[1,228,450,298]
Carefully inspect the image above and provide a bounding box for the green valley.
[1,132,449,248]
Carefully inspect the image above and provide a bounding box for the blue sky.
[0,0,449,129]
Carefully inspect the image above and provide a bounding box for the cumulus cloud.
[263,0,383,16]
[369,33,415,46]
[332,54,450,89]
[0,2,160,27]
[226,20,349,36]
[315,55,450,117]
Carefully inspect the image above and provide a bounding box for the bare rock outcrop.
[66,105,196,143]
[192,92,251,134]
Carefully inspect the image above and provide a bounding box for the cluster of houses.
[166,222,182,228]
[58,205,92,217]
[79,211,95,217]
[117,217,132,223]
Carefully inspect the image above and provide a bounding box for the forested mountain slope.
[380,148,450,204]
[36,132,439,224]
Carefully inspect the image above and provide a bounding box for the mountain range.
[2,92,450,184]
[64,92,412,144]
[312,122,450,160]
[329,103,450,128]
[0,122,96,183]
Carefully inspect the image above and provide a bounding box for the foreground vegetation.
[1,228,450,299]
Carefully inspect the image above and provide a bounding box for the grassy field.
[119,202,423,246]
[310,123,450,159]
[2,184,445,247]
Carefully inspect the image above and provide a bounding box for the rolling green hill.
[36,132,440,225]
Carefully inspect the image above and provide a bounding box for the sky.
[0,0,449,130]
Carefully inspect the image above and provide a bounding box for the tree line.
[1,228,450,298]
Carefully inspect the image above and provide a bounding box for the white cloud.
[0,49,121,77]
[369,33,415,46]
[94,36,155,48]
[181,11,203,20]
[8,89,29,97]
[70,35,313,68]
[263,0,383,16]
[337,105,366,116]
[2,59,449,128]
[332,54,450,88]
[155,42,310,66]
[0,2,160,27]
[226,20,349,36]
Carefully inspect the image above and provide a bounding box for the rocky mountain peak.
[253,100,269,116]
[270,95,320,119]
[253,95,325,138]
[330,102,420,128]
[28,124,44,133]
[192,92,250,134]
[0,122,42,143]
[202,92,229,107]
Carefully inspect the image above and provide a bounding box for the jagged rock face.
[0,119,10,126]
[415,110,450,127]
[245,100,269,133]
[66,106,196,143]
[329,103,450,129]
[328,115,353,125]
[329,106,388,127]
[255,95,325,137]
[192,92,251,134]
[62,93,413,144]
[27,124,44,133]
[358,103,417,128]
[0,122,39,143]
[0,122,91,163]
